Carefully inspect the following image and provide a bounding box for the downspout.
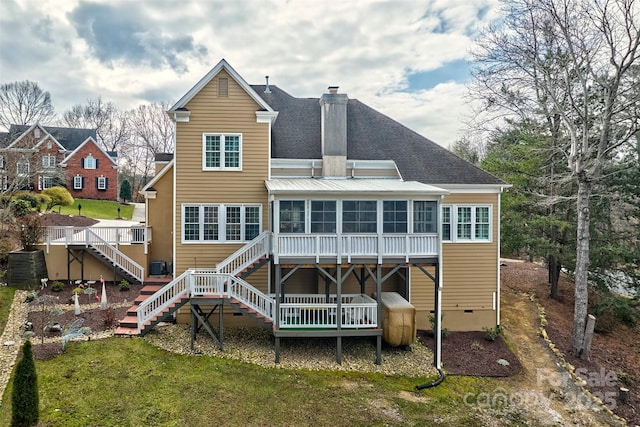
[416,193,446,390]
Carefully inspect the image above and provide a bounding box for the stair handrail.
[226,274,274,320]
[136,269,192,333]
[85,229,145,283]
[215,231,270,276]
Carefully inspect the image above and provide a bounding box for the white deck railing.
[273,233,438,263]
[85,229,145,283]
[43,226,151,247]
[215,231,270,276]
[278,294,377,329]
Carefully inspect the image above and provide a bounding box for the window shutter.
[96,177,99,188]
[81,158,85,168]
[104,177,108,189]
[96,159,99,168]
[81,177,85,189]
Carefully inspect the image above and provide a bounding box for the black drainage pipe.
[415,368,446,391]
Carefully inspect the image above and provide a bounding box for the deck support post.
[275,264,281,364]
[190,303,223,350]
[67,248,85,283]
[275,337,280,363]
[336,264,342,364]
[375,263,382,365]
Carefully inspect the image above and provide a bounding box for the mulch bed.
[40,213,98,227]
[417,330,521,377]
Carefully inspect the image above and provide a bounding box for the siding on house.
[146,163,174,268]
[174,70,271,273]
[410,192,500,331]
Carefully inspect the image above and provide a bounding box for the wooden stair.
[227,297,273,329]
[235,256,269,280]
[115,281,181,337]
[75,245,140,284]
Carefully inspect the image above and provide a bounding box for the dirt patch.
[417,330,521,377]
[502,260,639,425]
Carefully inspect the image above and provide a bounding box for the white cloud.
[0,0,501,146]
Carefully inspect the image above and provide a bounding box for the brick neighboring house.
[0,123,118,200]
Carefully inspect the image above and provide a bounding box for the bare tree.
[122,102,175,196]
[471,0,640,355]
[61,97,128,152]
[0,81,55,130]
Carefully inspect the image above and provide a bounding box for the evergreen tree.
[11,340,39,427]
[119,179,132,203]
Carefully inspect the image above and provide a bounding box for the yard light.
[78,204,82,216]
[117,206,121,219]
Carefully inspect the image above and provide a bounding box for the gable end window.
[83,155,98,169]
[218,77,229,97]
[202,133,242,170]
[0,156,5,170]
[441,205,492,242]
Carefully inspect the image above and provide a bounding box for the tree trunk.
[548,254,561,300]
[572,174,591,355]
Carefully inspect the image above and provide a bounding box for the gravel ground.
[144,323,438,377]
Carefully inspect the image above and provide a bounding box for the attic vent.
[218,77,229,97]
[34,128,41,138]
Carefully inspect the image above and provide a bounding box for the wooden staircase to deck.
[114,280,182,336]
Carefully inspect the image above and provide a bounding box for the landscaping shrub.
[51,281,64,292]
[590,289,640,333]
[103,306,116,327]
[10,199,31,218]
[11,340,39,427]
[428,313,449,338]
[12,213,44,250]
[482,325,503,341]
[72,287,83,295]
[16,193,39,209]
[0,237,18,266]
[41,186,74,211]
[119,279,130,291]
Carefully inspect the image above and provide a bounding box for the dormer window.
[83,154,97,169]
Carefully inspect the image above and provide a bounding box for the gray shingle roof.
[252,85,504,186]
[7,124,97,151]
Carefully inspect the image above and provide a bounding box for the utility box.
[149,261,165,276]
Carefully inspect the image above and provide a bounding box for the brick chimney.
[319,86,348,177]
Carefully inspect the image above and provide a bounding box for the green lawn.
[57,199,135,220]
[0,286,16,333]
[0,338,529,426]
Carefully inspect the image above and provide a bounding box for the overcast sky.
[0,0,500,148]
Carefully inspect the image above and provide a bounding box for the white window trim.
[85,155,96,170]
[0,156,4,170]
[441,204,492,243]
[42,155,56,168]
[37,175,54,191]
[73,175,83,190]
[97,176,107,190]
[17,159,29,176]
[181,203,261,243]
[202,133,242,171]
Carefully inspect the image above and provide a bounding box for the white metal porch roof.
[265,178,449,196]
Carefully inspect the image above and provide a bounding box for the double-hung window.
[441,205,491,242]
[38,176,53,190]
[17,159,29,176]
[73,175,83,190]
[42,155,56,168]
[182,204,261,243]
[203,133,242,170]
[97,176,107,190]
